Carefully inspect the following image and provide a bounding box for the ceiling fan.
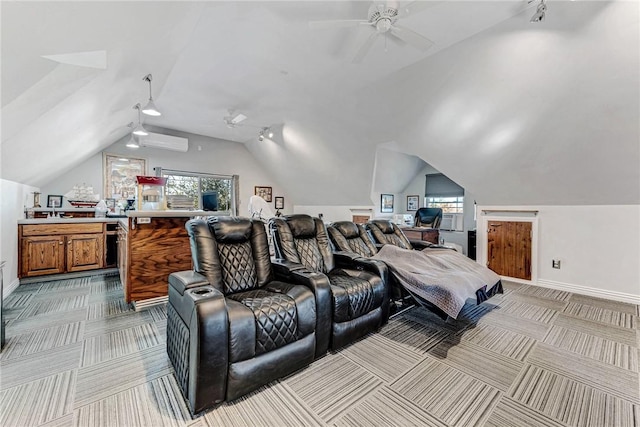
[223,110,247,129]
[309,1,435,63]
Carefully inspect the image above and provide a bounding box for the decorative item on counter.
[95,200,108,218]
[136,176,167,211]
[64,183,100,207]
[32,192,42,208]
[124,199,136,212]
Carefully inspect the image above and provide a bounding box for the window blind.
[425,173,464,197]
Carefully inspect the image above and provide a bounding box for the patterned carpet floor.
[0,273,638,427]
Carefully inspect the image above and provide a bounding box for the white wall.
[399,164,477,254]
[477,205,640,302]
[41,127,292,217]
[1,179,39,296]
[293,205,374,224]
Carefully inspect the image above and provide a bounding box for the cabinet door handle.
[59,241,64,245]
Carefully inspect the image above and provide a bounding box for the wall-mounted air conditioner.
[139,132,189,152]
[441,213,464,232]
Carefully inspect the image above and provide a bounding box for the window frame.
[156,167,239,215]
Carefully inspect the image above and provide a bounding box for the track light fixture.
[530,0,546,23]
[141,74,161,116]
[132,104,149,136]
[258,127,274,141]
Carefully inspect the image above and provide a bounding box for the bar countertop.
[18,217,121,225]
[126,210,209,218]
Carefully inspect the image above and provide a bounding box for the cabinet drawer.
[22,223,103,236]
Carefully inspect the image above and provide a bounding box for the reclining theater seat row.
[269,214,389,350]
[167,215,390,414]
[327,220,435,305]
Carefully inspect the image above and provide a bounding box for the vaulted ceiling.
[2,1,638,206]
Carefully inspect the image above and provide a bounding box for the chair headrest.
[331,221,360,238]
[370,220,395,234]
[284,214,317,238]
[416,208,442,222]
[209,217,253,243]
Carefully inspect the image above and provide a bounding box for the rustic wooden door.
[487,221,532,280]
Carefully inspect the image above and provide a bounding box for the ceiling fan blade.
[400,1,442,17]
[353,31,379,64]
[309,19,370,30]
[389,24,433,51]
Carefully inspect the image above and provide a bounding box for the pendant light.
[126,133,140,149]
[132,103,148,136]
[141,74,161,116]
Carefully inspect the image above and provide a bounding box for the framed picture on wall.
[47,195,63,208]
[103,153,146,202]
[274,196,284,210]
[254,186,272,202]
[407,195,419,211]
[381,194,394,213]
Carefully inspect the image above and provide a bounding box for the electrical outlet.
[552,259,561,269]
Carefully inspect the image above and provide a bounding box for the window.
[425,173,464,214]
[425,196,464,213]
[157,168,238,214]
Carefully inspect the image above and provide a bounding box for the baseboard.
[19,268,119,285]
[536,279,640,305]
[3,278,20,298]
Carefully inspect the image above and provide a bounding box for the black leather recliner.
[327,221,378,258]
[366,219,433,251]
[167,217,318,414]
[269,215,389,350]
[414,207,443,228]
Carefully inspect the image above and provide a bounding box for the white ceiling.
[2,1,638,206]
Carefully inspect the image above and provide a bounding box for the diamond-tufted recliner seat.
[332,220,431,306]
[366,219,433,251]
[166,217,317,414]
[327,221,378,258]
[269,215,388,351]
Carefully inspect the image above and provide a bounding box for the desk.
[400,227,439,245]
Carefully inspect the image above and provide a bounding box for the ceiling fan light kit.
[309,1,434,63]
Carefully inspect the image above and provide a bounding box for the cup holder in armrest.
[186,286,218,301]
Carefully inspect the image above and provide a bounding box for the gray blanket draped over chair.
[372,245,502,319]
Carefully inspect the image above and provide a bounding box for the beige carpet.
[1,274,638,427]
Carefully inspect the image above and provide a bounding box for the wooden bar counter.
[121,210,208,308]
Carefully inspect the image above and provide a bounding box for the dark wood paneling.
[401,227,439,244]
[487,221,532,280]
[126,217,192,302]
[22,223,103,236]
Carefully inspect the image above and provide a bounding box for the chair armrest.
[333,251,385,277]
[166,284,228,414]
[271,258,306,281]
[409,240,434,250]
[285,268,332,357]
[333,252,390,323]
[169,270,210,296]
